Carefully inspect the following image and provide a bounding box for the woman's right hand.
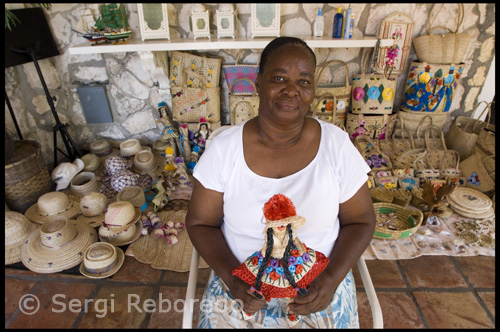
[227,276,267,315]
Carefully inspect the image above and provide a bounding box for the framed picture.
[191,5,211,40]
[216,5,236,39]
[251,4,280,38]
[375,12,414,75]
[137,4,170,41]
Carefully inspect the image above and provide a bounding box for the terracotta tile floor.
[5,255,495,329]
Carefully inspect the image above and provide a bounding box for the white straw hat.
[5,211,40,265]
[79,242,125,279]
[24,191,80,224]
[76,192,108,227]
[51,158,84,191]
[99,219,143,247]
[133,150,165,179]
[117,186,147,211]
[81,154,102,172]
[21,217,97,273]
[120,139,143,157]
[100,201,141,236]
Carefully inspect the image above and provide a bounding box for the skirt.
[197,269,359,329]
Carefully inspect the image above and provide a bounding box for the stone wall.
[5,3,495,168]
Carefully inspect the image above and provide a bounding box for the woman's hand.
[226,276,267,315]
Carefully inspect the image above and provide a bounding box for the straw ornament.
[24,191,80,224]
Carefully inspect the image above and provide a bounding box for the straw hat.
[89,139,119,162]
[70,172,100,197]
[111,170,152,193]
[21,217,97,273]
[120,139,143,157]
[105,156,133,175]
[5,211,40,265]
[133,150,165,179]
[117,186,147,211]
[100,201,141,236]
[99,219,143,247]
[76,192,108,227]
[152,140,170,156]
[79,242,125,279]
[25,191,80,224]
[81,154,102,172]
[51,158,84,191]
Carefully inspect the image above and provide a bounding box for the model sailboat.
[72,8,107,45]
[96,3,132,43]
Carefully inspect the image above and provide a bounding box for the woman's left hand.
[286,271,338,315]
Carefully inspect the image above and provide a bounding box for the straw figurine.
[232,194,330,326]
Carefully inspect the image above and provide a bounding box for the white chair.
[182,125,383,328]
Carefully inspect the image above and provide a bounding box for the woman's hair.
[259,36,317,74]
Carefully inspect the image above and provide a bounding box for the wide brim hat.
[101,201,141,235]
[99,219,143,247]
[117,185,148,211]
[76,192,109,227]
[5,211,40,265]
[24,191,80,225]
[21,217,98,273]
[79,242,125,279]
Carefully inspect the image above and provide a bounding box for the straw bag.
[413,4,472,64]
[310,60,351,127]
[395,110,447,140]
[351,50,397,114]
[354,136,392,173]
[414,152,441,187]
[475,127,495,158]
[402,61,464,113]
[169,51,221,89]
[445,101,493,160]
[380,127,416,161]
[459,153,495,194]
[422,125,458,170]
[223,50,261,94]
[346,112,395,141]
[229,78,259,125]
[171,69,221,123]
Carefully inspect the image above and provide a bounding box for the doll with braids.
[232,194,330,326]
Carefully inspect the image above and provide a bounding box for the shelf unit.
[68,35,394,55]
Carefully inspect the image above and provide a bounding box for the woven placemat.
[126,210,209,272]
[447,187,493,212]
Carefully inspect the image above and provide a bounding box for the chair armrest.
[182,248,200,328]
[357,256,383,328]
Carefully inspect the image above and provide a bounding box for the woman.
[186,37,376,328]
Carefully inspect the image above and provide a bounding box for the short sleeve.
[192,140,225,193]
[338,136,371,203]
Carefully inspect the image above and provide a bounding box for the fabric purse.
[310,60,351,128]
[351,49,397,114]
[412,4,472,64]
[169,51,221,89]
[223,50,261,95]
[402,61,464,113]
[229,78,259,125]
[171,70,221,123]
[445,101,493,160]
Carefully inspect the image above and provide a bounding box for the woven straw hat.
[105,156,133,175]
[70,172,100,197]
[133,150,165,179]
[100,201,141,236]
[51,158,84,191]
[25,191,80,224]
[152,140,170,156]
[76,192,108,227]
[119,139,143,157]
[99,219,143,247]
[5,211,40,265]
[21,217,97,273]
[89,139,119,162]
[81,154,102,172]
[117,186,147,211]
[79,242,125,279]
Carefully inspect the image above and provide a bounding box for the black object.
[5,7,81,165]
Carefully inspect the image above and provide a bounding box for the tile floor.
[5,254,494,329]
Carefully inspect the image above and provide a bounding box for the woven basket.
[395,110,448,141]
[370,187,394,203]
[373,203,423,240]
[5,140,53,213]
[413,4,472,64]
[391,189,412,208]
[475,127,495,158]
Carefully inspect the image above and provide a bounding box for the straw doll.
[232,194,330,326]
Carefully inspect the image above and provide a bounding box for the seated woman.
[186,36,376,328]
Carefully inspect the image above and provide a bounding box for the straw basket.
[373,203,423,240]
[5,140,53,213]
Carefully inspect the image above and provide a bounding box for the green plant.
[5,3,52,31]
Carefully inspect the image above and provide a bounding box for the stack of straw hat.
[24,191,80,224]
[120,139,151,158]
[133,150,165,180]
[98,201,142,246]
[447,187,495,219]
[21,217,97,273]
[5,211,40,265]
[79,242,125,279]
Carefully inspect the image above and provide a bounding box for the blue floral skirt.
[197,269,359,329]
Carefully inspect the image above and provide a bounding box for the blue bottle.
[332,7,343,38]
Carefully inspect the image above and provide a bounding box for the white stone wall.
[5,3,495,167]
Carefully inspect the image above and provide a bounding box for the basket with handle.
[229,78,259,125]
[223,50,261,95]
[354,135,393,173]
[413,4,472,64]
[373,203,424,240]
[423,125,458,170]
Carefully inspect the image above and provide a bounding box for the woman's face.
[256,44,316,124]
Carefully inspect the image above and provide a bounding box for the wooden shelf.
[68,35,394,55]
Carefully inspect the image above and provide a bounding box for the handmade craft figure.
[193,118,211,153]
[157,102,182,154]
[173,157,192,189]
[232,194,330,326]
[178,123,192,159]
